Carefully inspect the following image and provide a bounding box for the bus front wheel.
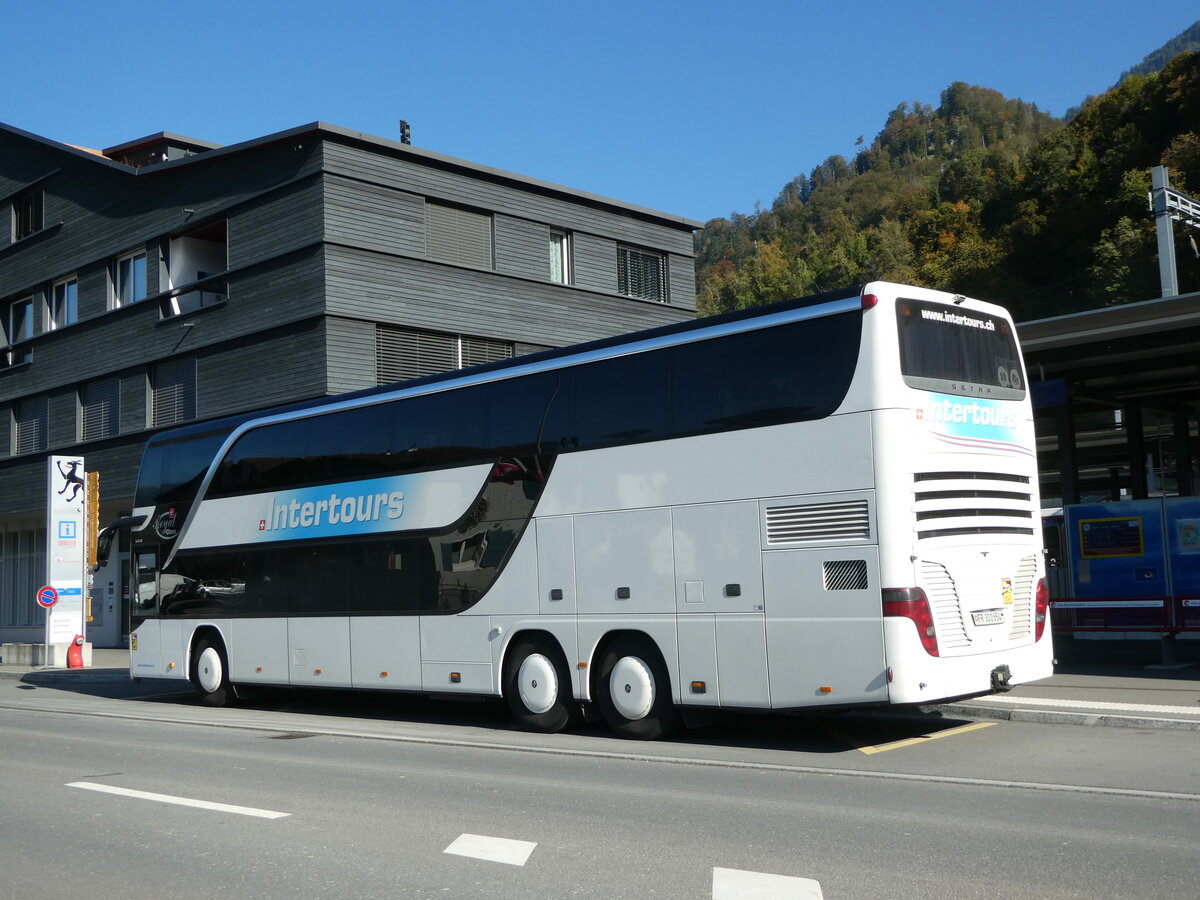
[503,636,582,733]
[595,636,681,740]
[191,637,234,707]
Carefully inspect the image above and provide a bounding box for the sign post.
[46,456,87,662]
[36,585,58,664]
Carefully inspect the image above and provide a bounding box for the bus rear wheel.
[503,636,582,733]
[595,636,681,740]
[191,637,234,707]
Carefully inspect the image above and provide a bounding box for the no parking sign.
[36,585,59,609]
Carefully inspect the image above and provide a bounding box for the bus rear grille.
[765,500,870,545]
[921,561,971,651]
[1009,554,1038,640]
[913,471,1034,541]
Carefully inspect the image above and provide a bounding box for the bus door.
[673,502,770,709]
[130,548,169,677]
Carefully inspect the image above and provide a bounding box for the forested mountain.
[695,44,1200,322]
[1121,21,1200,81]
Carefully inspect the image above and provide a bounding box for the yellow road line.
[856,721,996,755]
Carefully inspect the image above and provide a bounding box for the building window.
[113,250,148,308]
[12,189,43,241]
[150,358,196,426]
[80,377,120,442]
[617,245,667,302]
[376,325,513,384]
[165,220,228,317]
[13,397,48,455]
[4,296,34,366]
[425,202,493,269]
[50,277,78,330]
[549,230,571,284]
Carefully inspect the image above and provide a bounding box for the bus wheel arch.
[592,632,681,740]
[501,631,582,733]
[190,628,235,707]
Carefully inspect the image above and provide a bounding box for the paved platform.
[2,640,1198,731]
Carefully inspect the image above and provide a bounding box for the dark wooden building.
[0,121,699,645]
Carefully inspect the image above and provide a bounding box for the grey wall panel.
[79,440,143,507]
[320,142,696,253]
[47,388,76,447]
[0,455,54,519]
[572,233,617,295]
[76,263,111,322]
[196,319,328,420]
[323,246,690,351]
[228,176,324,270]
[0,402,9,457]
[119,371,146,435]
[669,254,697,311]
[146,242,161,299]
[324,316,376,394]
[494,215,550,281]
[324,176,425,258]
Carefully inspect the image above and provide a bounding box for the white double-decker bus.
[118,282,1052,739]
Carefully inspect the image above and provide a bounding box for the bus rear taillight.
[1034,578,1050,641]
[883,587,939,657]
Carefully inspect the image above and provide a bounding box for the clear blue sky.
[5,1,1197,224]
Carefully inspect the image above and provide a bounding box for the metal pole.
[1151,166,1179,299]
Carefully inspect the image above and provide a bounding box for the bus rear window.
[896,299,1025,400]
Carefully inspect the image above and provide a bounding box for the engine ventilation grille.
[823,559,869,591]
[913,471,1035,541]
[765,500,870,546]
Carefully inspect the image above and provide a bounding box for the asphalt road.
[1,678,1196,899]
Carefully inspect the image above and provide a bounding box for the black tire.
[191,636,234,707]
[594,636,681,740]
[503,636,582,733]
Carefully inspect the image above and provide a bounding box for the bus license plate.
[972,608,1005,626]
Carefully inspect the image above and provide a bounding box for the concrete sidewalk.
[2,641,1198,731]
[0,646,132,683]
[943,636,1200,731]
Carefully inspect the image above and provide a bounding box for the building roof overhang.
[1,120,701,231]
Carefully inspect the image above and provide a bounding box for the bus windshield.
[134,426,233,509]
[895,298,1025,400]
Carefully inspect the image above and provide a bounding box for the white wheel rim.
[517,653,559,715]
[196,647,223,693]
[609,656,654,721]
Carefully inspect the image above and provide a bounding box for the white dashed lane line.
[712,867,824,899]
[66,781,291,819]
[443,833,538,866]
[65,779,826,893]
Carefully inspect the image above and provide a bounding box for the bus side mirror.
[91,515,148,572]
[93,527,115,570]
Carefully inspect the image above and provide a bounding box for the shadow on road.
[16,671,980,755]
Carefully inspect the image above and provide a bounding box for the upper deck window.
[896,299,1025,400]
